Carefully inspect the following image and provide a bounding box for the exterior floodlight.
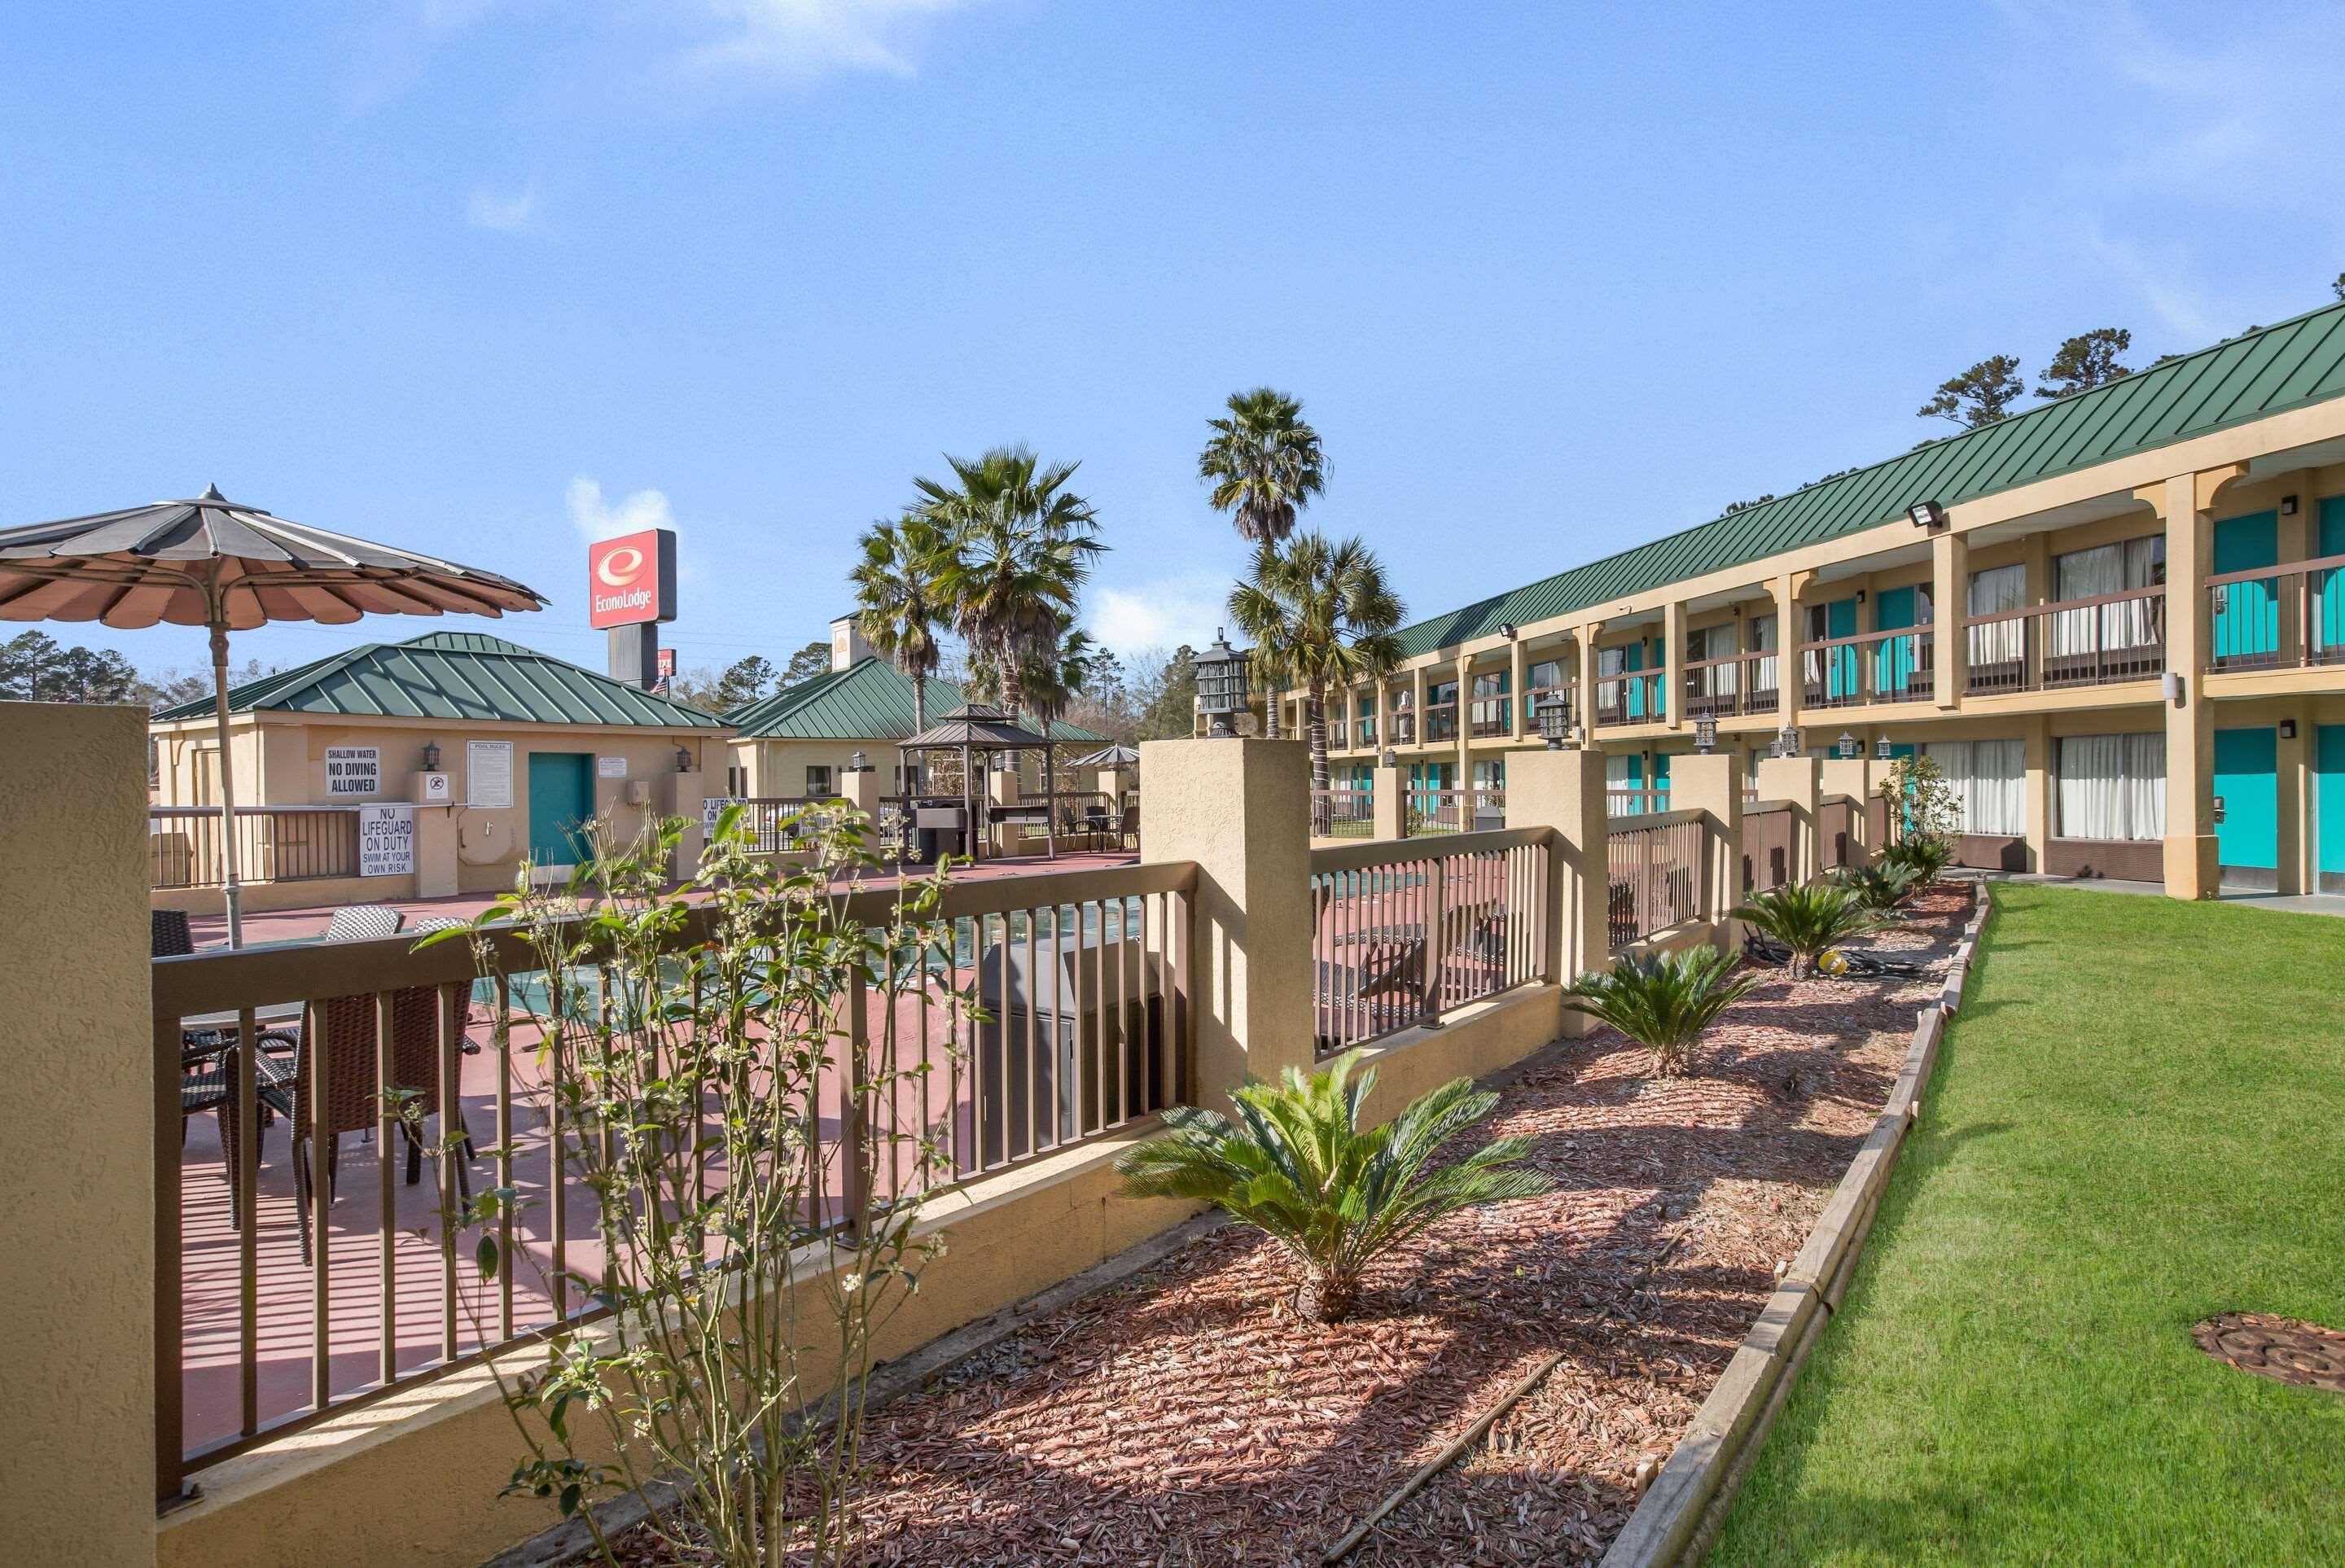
[420,740,441,773]
[1874,736,1894,761]
[1836,731,1858,760]
[1694,715,1718,753]
[1536,694,1571,749]
[1909,500,1949,530]
[1194,629,1251,738]
[1497,621,1519,640]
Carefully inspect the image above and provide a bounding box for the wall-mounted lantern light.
[675,743,693,773]
[2163,670,2185,708]
[2281,719,2299,740]
[420,740,441,773]
[2281,494,2299,517]
[1194,629,1251,738]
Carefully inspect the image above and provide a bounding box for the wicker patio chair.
[273,987,475,1265]
[323,904,405,943]
[152,909,195,957]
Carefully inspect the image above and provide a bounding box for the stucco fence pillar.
[0,701,156,1564]
[1668,751,1745,956]
[1502,747,1611,1011]
[1137,738,1315,1106]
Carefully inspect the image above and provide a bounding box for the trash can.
[974,915,1165,1168]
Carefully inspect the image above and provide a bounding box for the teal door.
[2213,726,2277,875]
[1824,598,1859,701]
[1874,586,1919,697]
[2212,511,2279,664]
[2319,725,2345,893]
[1884,741,1918,834]
[527,752,595,867]
[1652,751,1671,797]
[2317,497,2345,663]
[1623,640,1647,720]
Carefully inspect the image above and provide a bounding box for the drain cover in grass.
[2193,1313,2345,1393]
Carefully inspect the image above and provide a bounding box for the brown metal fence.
[1405,788,1503,836]
[1741,803,1796,895]
[1606,809,1703,948]
[1309,788,1375,839]
[150,807,362,889]
[1308,828,1551,1058]
[151,860,1195,1496]
[1819,795,1857,870]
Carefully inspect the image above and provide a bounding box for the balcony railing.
[1593,671,1664,727]
[1309,827,1551,1057]
[1406,788,1504,835]
[1309,787,1375,839]
[1799,627,1935,709]
[1681,652,1782,720]
[1388,710,1417,745]
[1606,808,1704,948]
[1964,587,2165,695]
[150,806,362,889]
[1422,703,1458,743]
[1606,787,1668,817]
[151,860,1197,1492]
[2207,554,2345,672]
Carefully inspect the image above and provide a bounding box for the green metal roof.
[153,629,728,729]
[1394,300,2345,658]
[725,656,1109,743]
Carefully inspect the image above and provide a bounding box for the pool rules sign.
[357,804,416,878]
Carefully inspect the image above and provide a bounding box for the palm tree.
[1228,533,1404,792]
[1019,625,1107,734]
[1200,389,1326,741]
[915,446,1104,728]
[849,512,950,733]
[1116,1052,1551,1324]
[1198,388,1326,547]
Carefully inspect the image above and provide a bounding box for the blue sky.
[4,0,2340,685]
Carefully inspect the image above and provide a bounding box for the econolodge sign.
[587,528,678,630]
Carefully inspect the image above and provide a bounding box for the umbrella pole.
[208,620,245,949]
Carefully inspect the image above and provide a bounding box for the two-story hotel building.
[1288,300,2345,899]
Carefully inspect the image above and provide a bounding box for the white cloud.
[689,0,984,82]
[1089,572,1229,659]
[566,477,676,543]
[467,183,538,233]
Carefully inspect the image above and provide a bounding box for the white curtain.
[1924,738,2026,835]
[2056,733,2165,841]
[1696,623,1739,697]
[1967,563,2026,668]
[2052,545,2120,657]
[1747,612,1778,697]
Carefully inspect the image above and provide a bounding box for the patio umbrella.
[1067,742,1139,769]
[0,486,547,945]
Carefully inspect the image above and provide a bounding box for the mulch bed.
[611,885,1974,1566]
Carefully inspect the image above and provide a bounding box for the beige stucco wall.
[0,702,155,1565]
[150,715,718,904]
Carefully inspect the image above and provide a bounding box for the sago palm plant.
[1116,1053,1551,1325]
[1734,882,1887,979]
[1561,948,1760,1076]
[1833,860,1921,915]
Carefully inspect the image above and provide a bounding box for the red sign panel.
[587,529,677,629]
[655,647,677,677]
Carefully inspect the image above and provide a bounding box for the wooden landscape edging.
[1598,879,1995,1568]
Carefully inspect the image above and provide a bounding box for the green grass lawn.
[1712,883,2345,1566]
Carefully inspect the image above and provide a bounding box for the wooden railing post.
[1420,856,1448,1028]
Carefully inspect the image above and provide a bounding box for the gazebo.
[899,703,1063,861]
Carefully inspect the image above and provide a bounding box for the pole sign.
[587,528,678,629]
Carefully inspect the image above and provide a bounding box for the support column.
[1772,573,1801,729]
[2278,707,2309,896]
[1137,738,1313,1107]
[1409,664,1427,751]
[1933,528,1967,708]
[1506,747,1611,1000]
[0,701,154,1550]
[2158,470,2227,898]
[1372,762,1405,841]
[1755,754,1821,883]
[1576,621,1603,740]
[2023,715,2052,874]
[1454,652,1472,783]
[1508,636,1528,738]
[1663,599,1686,729]
[1668,751,1745,955]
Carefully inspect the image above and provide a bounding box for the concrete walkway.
[1972,872,2345,919]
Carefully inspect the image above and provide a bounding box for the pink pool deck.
[179,849,1143,948]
